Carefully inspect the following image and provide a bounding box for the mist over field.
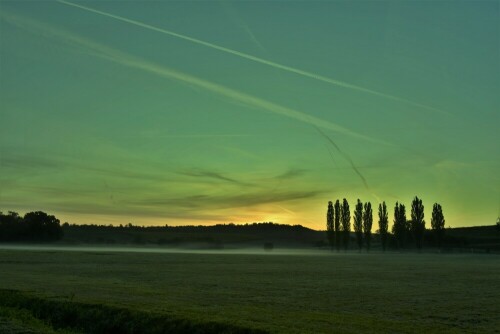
[0,244,328,256]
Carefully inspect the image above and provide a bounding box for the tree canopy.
[0,211,63,242]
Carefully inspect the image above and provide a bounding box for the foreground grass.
[0,305,74,334]
[0,249,498,333]
[0,290,263,334]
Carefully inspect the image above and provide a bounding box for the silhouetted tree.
[378,202,389,251]
[405,219,413,246]
[23,211,63,241]
[496,217,500,232]
[341,198,350,250]
[0,211,24,241]
[0,211,62,242]
[353,199,363,251]
[334,200,341,251]
[363,202,373,251]
[431,203,445,248]
[326,201,335,250]
[411,196,425,250]
[392,202,407,250]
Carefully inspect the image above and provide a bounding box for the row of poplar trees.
[326,196,445,251]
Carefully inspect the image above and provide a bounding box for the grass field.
[0,248,499,333]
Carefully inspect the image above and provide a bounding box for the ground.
[0,248,499,333]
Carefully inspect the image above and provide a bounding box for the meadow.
[0,248,499,333]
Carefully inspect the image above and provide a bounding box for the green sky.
[0,1,498,228]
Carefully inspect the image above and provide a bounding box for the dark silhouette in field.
[0,211,62,242]
[334,200,341,251]
[378,202,389,251]
[354,199,363,251]
[363,202,373,251]
[263,242,274,251]
[326,201,335,250]
[431,203,445,248]
[411,196,426,250]
[341,198,351,250]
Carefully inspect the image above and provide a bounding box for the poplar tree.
[326,201,335,250]
[334,200,341,251]
[353,199,363,251]
[411,196,425,250]
[431,203,445,248]
[363,202,373,251]
[341,198,351,250]
[392,202,407,250]
[378,202,389,251]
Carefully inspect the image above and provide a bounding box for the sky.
[0,0,498,229]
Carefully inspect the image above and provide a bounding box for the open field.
[0,248,499,333]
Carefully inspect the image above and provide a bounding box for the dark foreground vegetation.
[0,289,265,334]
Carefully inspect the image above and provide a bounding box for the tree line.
[326,196,445,251]
[0,211,63,242]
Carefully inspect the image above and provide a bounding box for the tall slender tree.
[378,202,389,251]
[411,196,425,250]
[326,201,335,250]
[341,198,351,250]
[363,202,373,251]
[334,200,341,251]
[392,202,407,250]
[431,203,445,248]
[353,199,363,251]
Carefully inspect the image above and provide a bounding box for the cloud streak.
[56,0,448,116]
[133,189,324,211]
[275,169,307,180]
[0,11,387,145]
[178,169,250,186]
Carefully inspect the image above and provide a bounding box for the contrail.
[314,125,382,203]
[0,12,388,146]
[315,126,382,202]
[220,1,268,54]
[56,0,448,116]
[314,125,370,190]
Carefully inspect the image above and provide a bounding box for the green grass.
[0,290,263,334]
[0,305,74,334]
[0,249,499,333]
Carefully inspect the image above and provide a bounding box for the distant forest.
[1,209,499,252]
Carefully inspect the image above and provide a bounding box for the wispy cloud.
[275,168,307,180]
[178,169,250,186]
[132,189,324,211]
[56,0,449,116]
